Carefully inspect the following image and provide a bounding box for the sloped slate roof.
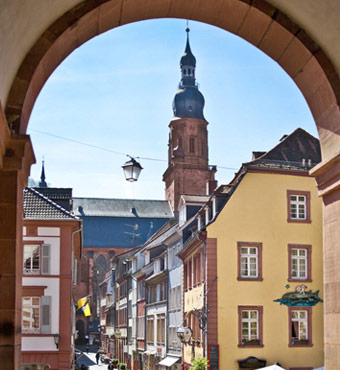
[248,128,321,169]
[23,187,77,220]
[73,198,173,218]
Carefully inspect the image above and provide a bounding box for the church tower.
[163,28,216,212]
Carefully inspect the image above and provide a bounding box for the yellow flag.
[83,302,91,317]
[77,297,91,317]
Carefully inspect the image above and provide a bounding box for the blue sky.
[28,18,317,199]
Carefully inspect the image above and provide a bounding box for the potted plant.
[111,359,119,369]
[189,356,208,370]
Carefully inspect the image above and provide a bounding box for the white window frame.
[291,248,307,279]
[22,297,40,334]
[291,310,308,341]
[290,194,307,220]
[241,310,258,342]
[240,247,258,278]
[23,244,40,274]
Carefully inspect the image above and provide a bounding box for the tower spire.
[172,26,205,120]
[39,160,47,187]
[163,26,216,212]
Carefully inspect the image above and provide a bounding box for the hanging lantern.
[122,156,143,182]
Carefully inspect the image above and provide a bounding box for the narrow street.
[76,351,108,370]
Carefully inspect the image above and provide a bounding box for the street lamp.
[53,333,60,349]
[122,156,143,182]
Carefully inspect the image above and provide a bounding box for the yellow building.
[201,128,324,369]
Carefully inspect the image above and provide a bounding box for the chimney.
[206,179,218,195]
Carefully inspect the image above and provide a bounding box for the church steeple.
[163,27,216,212]
[39,160,47,187]
[172,27,205,120]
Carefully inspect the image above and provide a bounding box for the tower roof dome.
[172,27,206,120]
[173,87,205,120]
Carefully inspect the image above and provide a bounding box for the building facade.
[21,187,82,370]
[199,128,324,369]
[73,198,173,344]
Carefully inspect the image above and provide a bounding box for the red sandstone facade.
[163,118,216,213]
[22,218,82,370]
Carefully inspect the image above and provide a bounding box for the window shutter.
[41,244,50,275]
[41,296,51,334]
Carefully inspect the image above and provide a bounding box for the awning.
[158,356,180,367]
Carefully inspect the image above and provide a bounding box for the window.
[168,327,181,350]
[148,285,157,303]
[238,306,263,347]
[23,243,50,275]
[22,297,40,333]
[157,314,165,344]
[287,190,311,223]
[193,252,202,286]
[147,316,154,343]
[23,245,40,274]
[190,313,201,342]
[169,285,181,310]
[288,244,312,281]
[137,316,145,339]
[118,307,127,327]
[22,296,51,334]
[289,307,312,346]
[237,242,263,281]
[137,280,145,301]
[188,257,192,288]
[159,281,166,301]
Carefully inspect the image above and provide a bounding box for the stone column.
[0,134,35,370]
[311,154,340,369]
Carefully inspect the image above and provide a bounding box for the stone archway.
[1,1,340,369]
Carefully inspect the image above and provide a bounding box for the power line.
[29,128,238,170]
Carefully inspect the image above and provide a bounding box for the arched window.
[95,254,108,282]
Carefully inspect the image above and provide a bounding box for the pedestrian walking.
[96,351,100,364]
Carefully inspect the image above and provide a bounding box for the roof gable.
[24,187,77,220]
[251,128,321,166]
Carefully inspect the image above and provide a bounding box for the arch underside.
[4,0,340,161]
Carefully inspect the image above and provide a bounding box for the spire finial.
[39,158,48,187]
[186,20,190,35]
